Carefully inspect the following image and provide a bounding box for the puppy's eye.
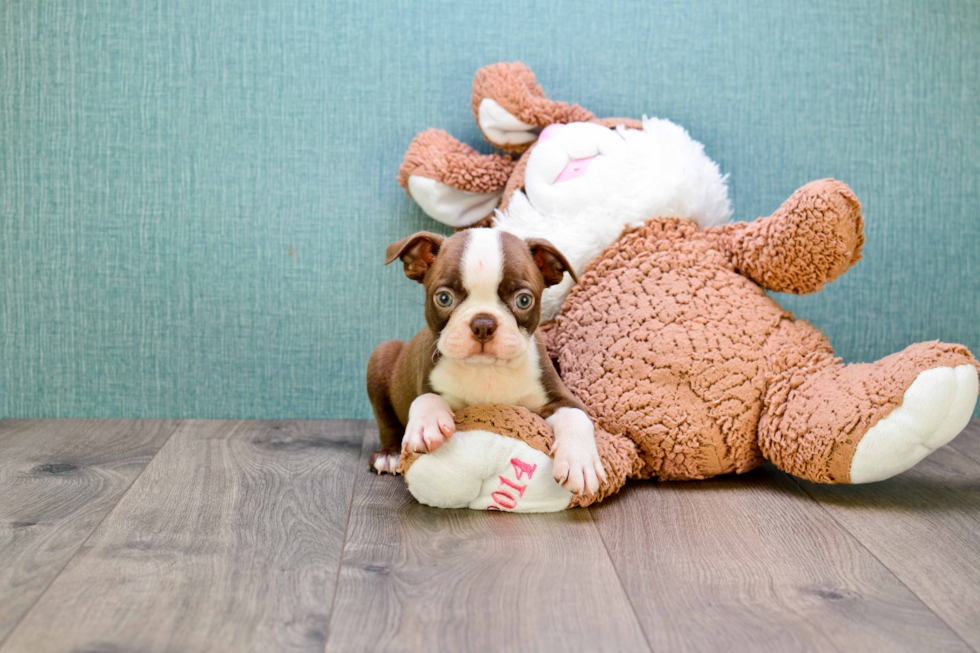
[514,292,534,310]
[434,290,455,308]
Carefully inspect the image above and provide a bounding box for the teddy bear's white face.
[524,122,629,217]
[494,118,732,320]
[522,120,728,228]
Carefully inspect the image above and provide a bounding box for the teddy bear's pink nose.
[538,123,566,142]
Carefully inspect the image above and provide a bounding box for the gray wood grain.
[591,465,972,653]
[948,418,980,464]
[0,419,179,645]
[796,419,980,651]
[0,419,364,653]
[324,423,651,653]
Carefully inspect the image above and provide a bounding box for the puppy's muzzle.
[470,314,497,343]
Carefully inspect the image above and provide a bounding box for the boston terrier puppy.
[366,228,607,496]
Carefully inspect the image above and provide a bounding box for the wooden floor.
[1,419,979,653]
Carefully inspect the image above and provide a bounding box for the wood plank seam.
[588,507,656,653]
[0,419,184,650]
[786,472,979,653]
[322,419,369,653]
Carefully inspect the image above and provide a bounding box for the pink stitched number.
[510,458,537,481]
[487,459,538,511]
[491,490,517,510]
[498,475,527,498]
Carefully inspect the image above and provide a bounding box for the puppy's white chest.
[429,345,548,411]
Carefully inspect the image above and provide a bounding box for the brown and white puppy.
[366,228,607,496]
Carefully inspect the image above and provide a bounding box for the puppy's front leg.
[403,393,456,455]
[548,408,607,496]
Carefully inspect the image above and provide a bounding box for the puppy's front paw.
[402,407,455,455]
[552,445,607,496]
[369,449,401,475]
[546,407,607,497]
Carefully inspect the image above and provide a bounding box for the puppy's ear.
[526,238,578,287]
[385,232,445,282]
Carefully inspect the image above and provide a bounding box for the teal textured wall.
[1,0,978,419]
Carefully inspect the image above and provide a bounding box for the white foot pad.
[850,365,979,483]
[404,430,573,513]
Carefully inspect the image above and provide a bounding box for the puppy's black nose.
[470,314,497,342]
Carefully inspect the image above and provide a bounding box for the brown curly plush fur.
[552,186,980,484]
[714,181,865,294]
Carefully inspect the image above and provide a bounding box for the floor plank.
[324,423,651,653]
[796,420,980,651]
[947,418,980,464]
[0,419,179,644]
[0,419,364,653]
[591,465,972,653]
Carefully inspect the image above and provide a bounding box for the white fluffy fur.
[495,118,732,320]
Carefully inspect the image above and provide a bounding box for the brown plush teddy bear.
[393,62,980,512]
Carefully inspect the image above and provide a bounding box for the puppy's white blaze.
[461,228,504,305]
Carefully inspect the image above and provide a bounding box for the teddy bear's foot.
[759,333,979,484]
[849,365,978,483]
[401,428,573,512]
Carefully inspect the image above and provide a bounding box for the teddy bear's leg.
[759,319,979,484]
[397,128,516,228]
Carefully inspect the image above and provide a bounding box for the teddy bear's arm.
[707,179,865,294]
[397,129,517,228]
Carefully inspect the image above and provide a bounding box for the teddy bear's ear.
[398,129,516,228]
[471,62,595,154]
[405,176,503,229]
[476,96,541,150]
